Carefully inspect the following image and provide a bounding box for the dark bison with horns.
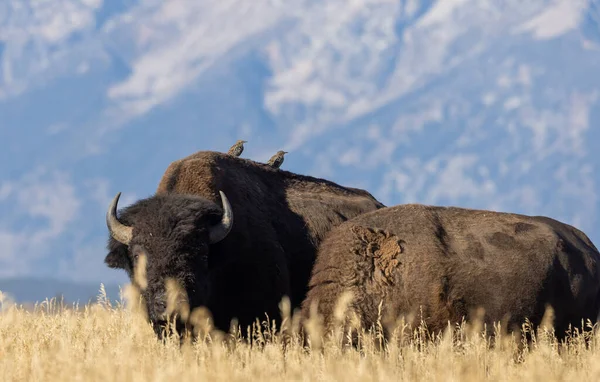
[105,151,384,337]
[302,204,600,341]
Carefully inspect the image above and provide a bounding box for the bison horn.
[106,192,133,246]
[208,191,234,244]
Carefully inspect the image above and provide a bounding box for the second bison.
[301,204,600,340]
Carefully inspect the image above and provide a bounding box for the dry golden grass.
[1,285,600,382]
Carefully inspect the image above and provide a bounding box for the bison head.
[104,191,233,337]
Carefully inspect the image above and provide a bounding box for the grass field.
[1,285,600,382]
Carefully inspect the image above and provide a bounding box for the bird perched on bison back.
[104,150,385,339]
[267,150,288,169]
[301,203,600,344]
[227,140,247,157]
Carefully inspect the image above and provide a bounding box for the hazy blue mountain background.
[1,0,599,303]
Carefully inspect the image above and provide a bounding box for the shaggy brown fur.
[106,151,384,335]
[301,204,600,341]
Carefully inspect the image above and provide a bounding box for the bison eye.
[131,245,147,262]
[131,248,141,261]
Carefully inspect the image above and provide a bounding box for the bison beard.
[104,151,385,338]
[301,204,600,343]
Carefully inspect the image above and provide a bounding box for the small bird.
[267,150,288,169]
[227,140,247,157]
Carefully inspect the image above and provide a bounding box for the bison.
[105,151,384,337]
[301,203,600,341]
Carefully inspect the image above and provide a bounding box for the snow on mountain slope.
[0,0,599,286]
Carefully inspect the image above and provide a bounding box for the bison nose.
[154,300,167,319]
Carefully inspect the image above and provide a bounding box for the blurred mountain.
[0,277,121,305]
[1,0,599,298]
